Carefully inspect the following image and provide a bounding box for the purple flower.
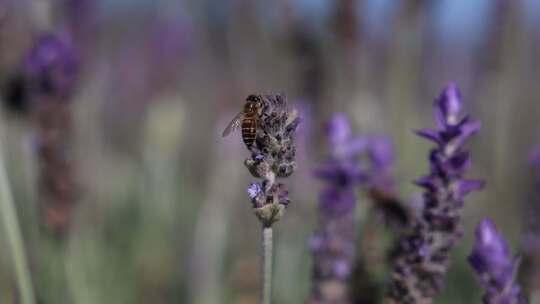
[243,94,299,227]
[387,84,485,303]
[364,136,411,229]
[469,219,524,304]
[520,140,540,297]
[326,113,368,159]
[367,136,396,194]
[307,114,365,304]
[247,182,262,199]
[24,32,79,99]
[24,32,81,236]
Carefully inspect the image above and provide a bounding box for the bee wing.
[222,111,244,137]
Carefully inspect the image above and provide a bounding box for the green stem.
[0,141,36,304]
[260,226,273,304]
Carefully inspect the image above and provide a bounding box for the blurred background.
[0,0,539,303]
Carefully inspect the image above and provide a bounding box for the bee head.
[246,94,263,112]
[246,94,262,104]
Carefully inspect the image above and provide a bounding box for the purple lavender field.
[0,1,539,304]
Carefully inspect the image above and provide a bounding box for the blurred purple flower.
[307,114,366,304]
[469,219,524,304]
[24,32,79,99]
[520,138,540,297]
[24,32,81,236]
[364,136,411,229]
[326,113,368,159]
[367,136,396,193]
[528,142,540,174]
[388,83,485,303]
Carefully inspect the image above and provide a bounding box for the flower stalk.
[261,226,273,304]
[0,134,36,304]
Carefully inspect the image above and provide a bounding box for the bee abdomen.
[242,117,257,147]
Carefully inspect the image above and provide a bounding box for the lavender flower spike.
[240,94,299,304]
[244,94,300,227]
[469,219,525,304]
[387,84,485,303]
[24,32,80,236]
[307,114,366,304]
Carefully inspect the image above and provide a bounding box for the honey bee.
[222,94,264,148]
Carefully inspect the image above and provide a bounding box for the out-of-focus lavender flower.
[469,219,525,304]
[387,83,485,303]
[23,32,80,236]
[521,141,540,299]
[307,113,366,304]
[24,32,79,99]
[365,136,410,229]
[244,94,300,227]
[367,136,395,192]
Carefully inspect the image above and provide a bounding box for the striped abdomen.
[241,115,257,148]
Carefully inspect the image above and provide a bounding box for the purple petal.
[24,32,79,96]
[458,179,485,197]
[415,129,441,144]
[327,113,351,149]
[333,260,351,279]
[434,83,463,127]
[469,218,516,288]
[247,182,262,199]
[320,188,356,214]
[475,219,508,254]
[368,136,394,169]
[314,161,363,187]
[414,176,437,191]
[460,120,482,138]
[446,151,471,173]
[449,120,482,151]
[308,235,323,252]
[340,136,369,158]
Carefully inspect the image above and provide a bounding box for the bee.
[222,94,264,148]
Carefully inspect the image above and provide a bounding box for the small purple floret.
[469,219,524,304]
[326,113,368,159]
[247,183,262,199]
[367,136,396,193]
[24,32,79,98]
